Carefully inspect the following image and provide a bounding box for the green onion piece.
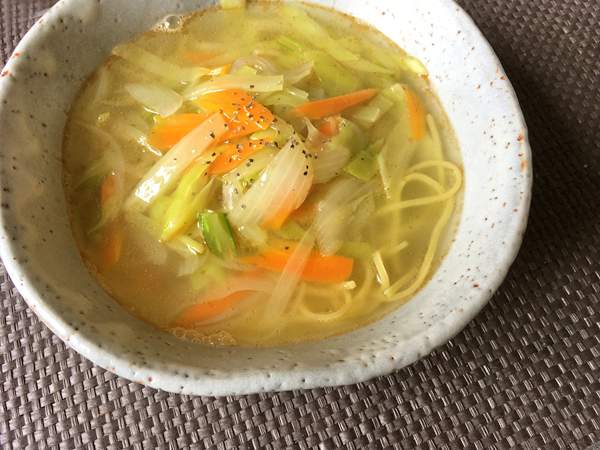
[350,92,395,128]
[250,128,278,142]
[200,212,237,259]
[276,35,304,54]
[148,195,172,222]
[344,140,385,181]
[330,118,368,154]
[161,165,214,242]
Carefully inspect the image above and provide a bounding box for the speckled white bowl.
[0,0,531,395]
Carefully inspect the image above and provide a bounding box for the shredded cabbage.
[125,83,183,117]
[113,43,209,85]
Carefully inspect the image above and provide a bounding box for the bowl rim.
[0,0,532,395]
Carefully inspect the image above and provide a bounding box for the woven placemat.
[2,0,600,448]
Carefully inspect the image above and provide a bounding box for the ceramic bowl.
[0,0,531,395]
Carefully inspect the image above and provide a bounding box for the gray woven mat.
[2,0,600,448]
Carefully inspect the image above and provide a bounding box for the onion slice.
[229,137,314,231]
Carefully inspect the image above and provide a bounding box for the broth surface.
[63,1,463,347]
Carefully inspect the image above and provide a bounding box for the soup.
[63,0,463,347]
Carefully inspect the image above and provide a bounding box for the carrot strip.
[317,116,341,138]
[100,173,117,208]
[294,89,378,119]
[242,247,354,284]
[173,291,250,328]
[149,91,274,151]
[262,204,296,230]
[99,221,123,272]
[148,113,210,151]
[403,87,426,140]
[196,89,274,141]
[183,51,218,65]
[207,139,266,175]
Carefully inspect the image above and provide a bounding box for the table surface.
[2,0,600,448]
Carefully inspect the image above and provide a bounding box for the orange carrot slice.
[207,139,267,175]
[183,51,218,65]
[262,205,295,231]
[242,247,354,284]
[100,173,117,208]
[99,220,123,272]
[317,116,341,138]
[403,87,426,140]
[173,291,250,328]
[196,89,274,141]
[294,89,378,119]
[149,91,274,151]
[148,113,210,151]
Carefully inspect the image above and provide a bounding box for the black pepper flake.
[212,152,217,157]
[241,204,247,209]
[249,158,254,163]
[249,84,255,89]
[209,131,216,139]
[285,246,290,250]
[303,171,308,176]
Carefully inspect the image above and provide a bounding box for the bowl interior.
[0,0,531,395]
